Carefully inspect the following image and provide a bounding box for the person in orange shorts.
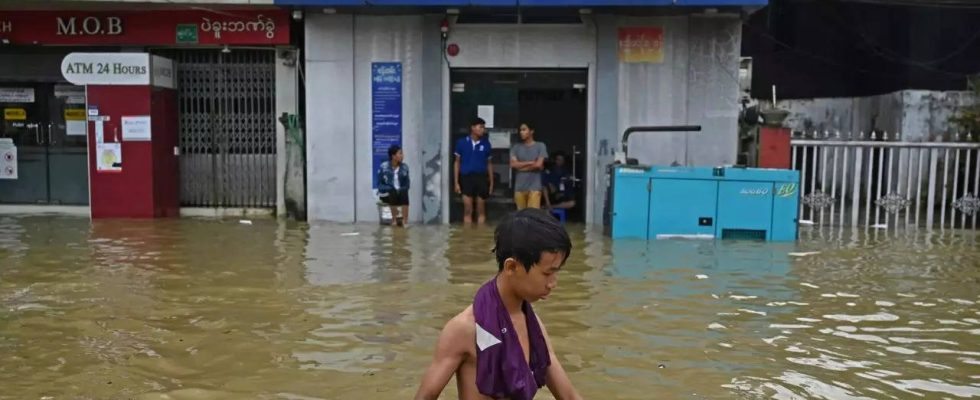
[509,122,548,210]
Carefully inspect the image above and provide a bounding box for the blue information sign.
[371,62,402,189]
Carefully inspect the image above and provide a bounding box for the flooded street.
[1,215,978,399]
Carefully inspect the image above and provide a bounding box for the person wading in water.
[414,209,582,400]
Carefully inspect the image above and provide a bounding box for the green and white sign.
[176,24,198,44]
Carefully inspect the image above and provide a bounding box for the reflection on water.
[0,216,978,399]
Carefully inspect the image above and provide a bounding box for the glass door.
[0,85,49,204]
[47,84,89,205]
[0,83,89,205]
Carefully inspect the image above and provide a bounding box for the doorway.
[157,49,277,209]
[449,69,588,223]
[0,83,89,205]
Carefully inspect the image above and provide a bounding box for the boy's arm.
[510,146,537,170]
[377,166,388,192]
[531,143,547,171]
[414,318,468,400]
[510,155,533,169]
[543,186,553,210]
[454,155,462,194]
[487,157,494,195]
[538,316,582,400]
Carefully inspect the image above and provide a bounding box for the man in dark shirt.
[543,151,576,210]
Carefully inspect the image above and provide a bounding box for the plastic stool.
[550,208,566,223]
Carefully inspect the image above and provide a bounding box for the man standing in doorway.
[455,118,494,224]
[510,122,548,209]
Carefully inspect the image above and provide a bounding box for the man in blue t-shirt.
[454,117,494,224]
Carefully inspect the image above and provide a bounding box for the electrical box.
[608,165,800,241]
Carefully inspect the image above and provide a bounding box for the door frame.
[444,68,591,223]
[438,22,597,225]
[442,65,596,225]
[441,67,596,225]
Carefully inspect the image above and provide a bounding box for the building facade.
[0,5,301,217]
[1,1,764,224]
[293,0,765,224]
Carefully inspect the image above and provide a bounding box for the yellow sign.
[4,108,26,121]
[64,108,86,121]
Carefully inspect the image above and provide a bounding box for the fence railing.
[791,131,980,230]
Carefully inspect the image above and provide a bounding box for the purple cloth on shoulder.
[473,277,550,400]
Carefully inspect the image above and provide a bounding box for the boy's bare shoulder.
[441,306,476,347]
[446,305,475,332]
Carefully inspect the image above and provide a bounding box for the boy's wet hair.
[471,117,486,127]
[493,208,572,272]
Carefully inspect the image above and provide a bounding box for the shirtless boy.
[414,208,582,400]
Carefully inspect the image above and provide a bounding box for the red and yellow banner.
[618,27,664,63]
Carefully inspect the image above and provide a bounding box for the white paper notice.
[122,116,151,141]
[95,120,104,143]
[477,105,495,128]
[66,121,86,137]
[96,143,122,172]
[489,132,511,149]
[0,88,35,103]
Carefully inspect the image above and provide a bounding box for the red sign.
[0,9,290,45]
[618,27,664,63]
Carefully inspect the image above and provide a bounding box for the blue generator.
[604,126,800,241]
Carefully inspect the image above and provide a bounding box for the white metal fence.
[791,131,980,230]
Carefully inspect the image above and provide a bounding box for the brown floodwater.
[0,215,978,399]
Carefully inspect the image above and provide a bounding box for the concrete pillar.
[305,14,356,222]
[275,47,301,219]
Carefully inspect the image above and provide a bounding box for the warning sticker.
[65,108,86,121]
[4,108,27,121]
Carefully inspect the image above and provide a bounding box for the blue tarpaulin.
[277,0,766,6]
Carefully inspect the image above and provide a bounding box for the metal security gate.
[166,49,276,208]
[792,131,980,230]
